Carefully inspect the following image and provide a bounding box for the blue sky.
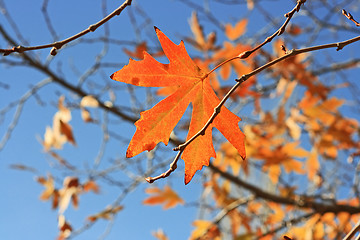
[1,0,360,240]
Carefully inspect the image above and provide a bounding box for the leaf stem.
[206,56,241,78]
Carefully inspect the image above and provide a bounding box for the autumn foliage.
[2,0,360,240]
[111,27,246,184]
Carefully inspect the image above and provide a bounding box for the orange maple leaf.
[143,185,184,209]
[111,27,246,184]
[225,18,248,41]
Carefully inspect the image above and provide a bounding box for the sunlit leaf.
[111,27,246,184]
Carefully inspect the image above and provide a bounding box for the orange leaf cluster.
[37,175,101,239]
[297,92,359,159]
[243,108,307,183]
[286,211,360,240]
[190,220,221,240]
[272,39,330,100]
[37,175,99,212]
[214,142,248,176]
[203,175,252,238]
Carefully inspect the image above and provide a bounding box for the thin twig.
[41,0,59,40]
[343,9,360,27]
[0,78,51,150]
[145,151,181,183]
[343,220,360,240]
[213,196,255,224]
[0,24,143,133]
[0,0,132,56]
[311,58,360,75]
[238,0,307,59]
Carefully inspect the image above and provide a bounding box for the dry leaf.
[152,229,169,240]
[80,95,99,108]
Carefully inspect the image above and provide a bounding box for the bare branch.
[0,78,51,150]
[343,220,360,240]
[208,162,360,214]
[343,9,360,27]
[238,0,307,59]
[0,0,132,56]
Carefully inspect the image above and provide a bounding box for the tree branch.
[208,162,360,214]
[238,0,307,59]
[0,0,132,56]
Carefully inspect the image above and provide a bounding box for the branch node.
[145,177,154,183]
[50,47,57,56]
[236,75,248,83]
[238,50,252,59]
[336,42,343,51]
[287,49,295,55]
[277,27,285,36]
[173,144,184,151]
[342,8,360,27]
[214,106,221,115]
[15,45,25,53]
[89,24,98,32]
[53,41,62,50]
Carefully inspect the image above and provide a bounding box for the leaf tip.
[184,174,192,185]
[126,149,134,158]
[154,26,160,32]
